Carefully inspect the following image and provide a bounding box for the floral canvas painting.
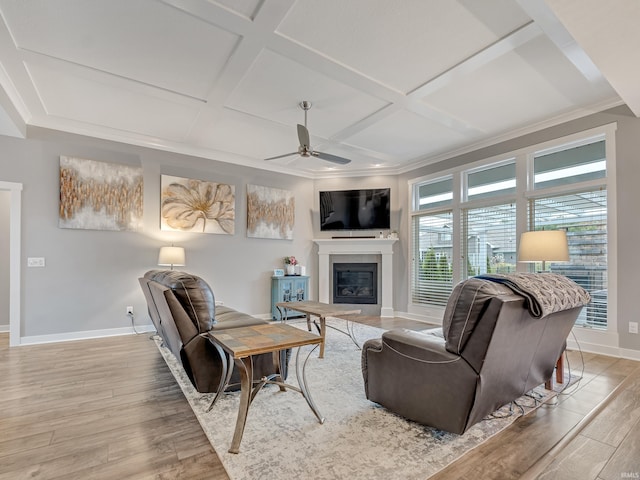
[246,184,294,240]
[59,156,143,231]
[161,175,235,234]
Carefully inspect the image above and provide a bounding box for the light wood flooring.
[1,317,639,479]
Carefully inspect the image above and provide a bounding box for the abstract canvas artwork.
[59,156,143,231]
[161,175,235,234]
[247,184,294,240]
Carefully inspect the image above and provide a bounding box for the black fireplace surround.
[333,263,377,304]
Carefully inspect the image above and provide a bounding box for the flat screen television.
[319,188,390,231]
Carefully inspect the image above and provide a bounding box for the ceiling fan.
[264,101,351,165]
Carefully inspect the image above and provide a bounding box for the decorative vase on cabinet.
[271,275,309,320]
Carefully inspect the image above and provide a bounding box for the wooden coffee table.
[204,323,324,454]
[275,300,362,358]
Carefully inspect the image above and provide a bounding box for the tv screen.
[319,188,390,231]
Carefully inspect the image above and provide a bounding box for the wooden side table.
[204,323,324,454]
[545,352,565,390]
[275,300,361,358]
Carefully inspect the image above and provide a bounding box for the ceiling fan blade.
[264,152,298,161]
[297,124,310,148]
[312,151,351,165]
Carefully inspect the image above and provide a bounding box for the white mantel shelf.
[313,238,397,317]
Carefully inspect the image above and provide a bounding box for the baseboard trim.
[19,324,156,346]
[0,324,8,333]
[394,310,442,325]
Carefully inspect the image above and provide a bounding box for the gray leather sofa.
[361,275,590,434]
[139,269,284,393]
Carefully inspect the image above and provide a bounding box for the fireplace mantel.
[313,238,397,317]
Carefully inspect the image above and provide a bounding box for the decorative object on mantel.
[273,268,285,277]
[59,156,143,231]
[284,256,297,275]
[160,174,235,235]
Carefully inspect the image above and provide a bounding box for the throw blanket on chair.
[475,273,591,318]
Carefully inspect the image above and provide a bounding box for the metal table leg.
[207,342,234,412]
[228,356,253,454]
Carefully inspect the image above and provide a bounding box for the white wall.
[0,190,9,328]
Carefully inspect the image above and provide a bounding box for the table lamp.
[518,230,569,271]
[158,246,185,270]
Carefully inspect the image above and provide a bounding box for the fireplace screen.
[333,263,377,304]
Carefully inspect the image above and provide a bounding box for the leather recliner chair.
[361,275,589,434]
[139,269,286,393]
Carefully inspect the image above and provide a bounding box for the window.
[463,203,517,278]
[409,128,614,331]
[415,176,453,210]
[411,209,453,307]
[530,190,608,328]
[534,140,605,190]
[466,161,516,201]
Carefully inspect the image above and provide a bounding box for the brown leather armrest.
[380,329,461,363]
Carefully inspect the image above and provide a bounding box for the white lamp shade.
[518,231,569,262]
[158,246,185,267]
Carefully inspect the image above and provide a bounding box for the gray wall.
[1,105,639,353]
[0,190,8,327]
[0,127,314,338]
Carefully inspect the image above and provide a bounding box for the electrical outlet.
[27,257,45,267]
[126,306,134,315]
[630,322,638,334]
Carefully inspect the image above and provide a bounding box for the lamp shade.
[518,230,569,263]
[158,246,185,269]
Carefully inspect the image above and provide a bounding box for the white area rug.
[155,319,559,480]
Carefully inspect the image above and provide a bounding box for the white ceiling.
[0,0,637,178]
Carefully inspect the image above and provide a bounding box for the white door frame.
[0,181,22,346]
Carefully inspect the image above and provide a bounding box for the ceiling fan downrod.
[299,100,311,128]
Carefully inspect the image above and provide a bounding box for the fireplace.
[315,238,396,317]
[333,263,377,304]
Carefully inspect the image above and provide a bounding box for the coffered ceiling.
[0,0,637,178]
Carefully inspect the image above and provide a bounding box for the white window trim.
[407,123,618,338]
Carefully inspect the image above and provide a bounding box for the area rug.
[155,319,564,480]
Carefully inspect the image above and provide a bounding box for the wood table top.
[274,300,362,317]
[205,323,321,358]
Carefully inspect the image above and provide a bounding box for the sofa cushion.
[442,278,512,355]
[144,270,215,333]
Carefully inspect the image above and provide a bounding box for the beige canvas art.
[59,156,143,231]
[161,175,235,234]
[246,184,294,240]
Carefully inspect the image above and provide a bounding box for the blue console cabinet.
[271,275,309,320]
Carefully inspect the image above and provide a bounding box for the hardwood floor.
[1,319,639,479]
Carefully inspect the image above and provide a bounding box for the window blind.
[411,211,454,307]
[531,189,608,328]
[462,203,517,278]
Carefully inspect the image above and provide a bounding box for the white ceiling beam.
[515,0,604,83]
[409,21,542,98]
[0,14,36,122]
[541,0,640,117]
